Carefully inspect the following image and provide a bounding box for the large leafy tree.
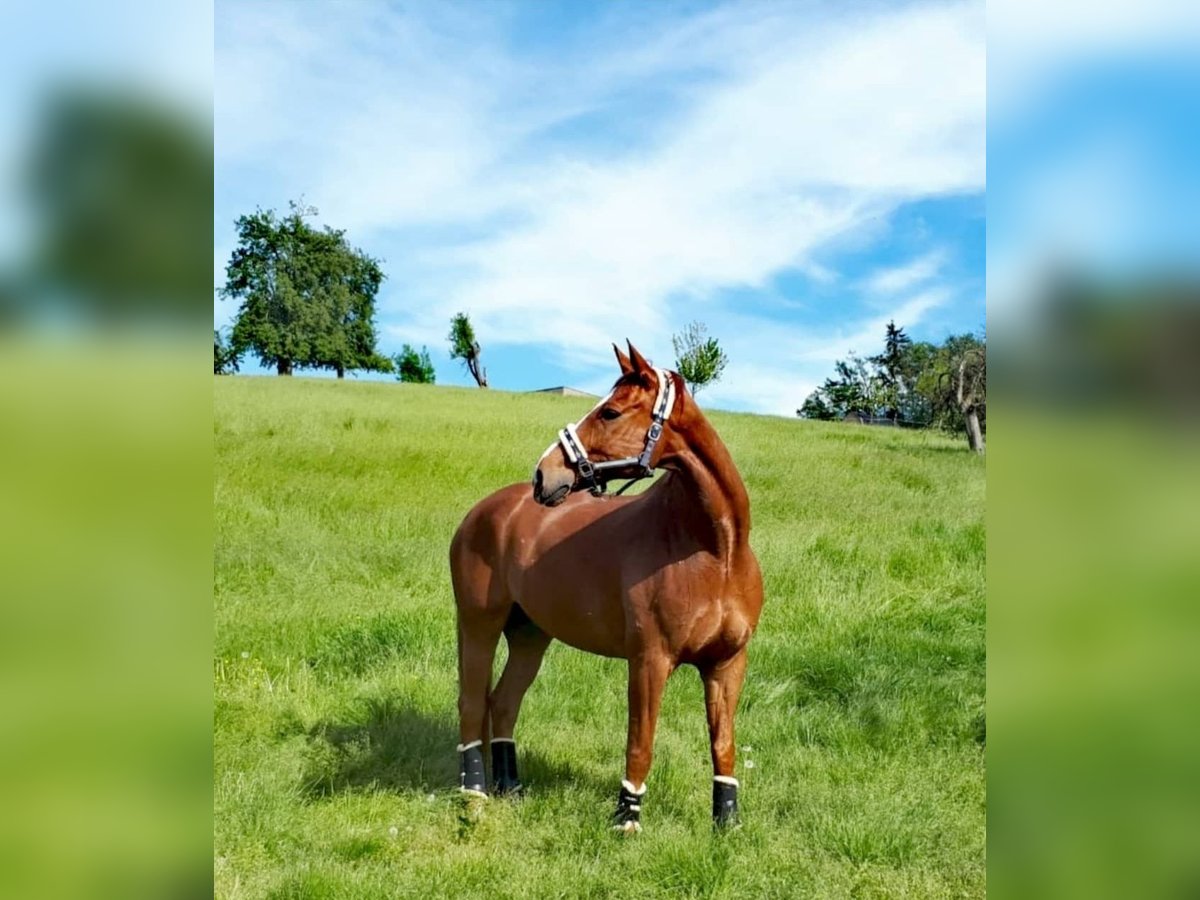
[671,321,728,395]
[448,312,488,387]
[393,344,436,384]
[222,202,390,377]
[25,88,210,323]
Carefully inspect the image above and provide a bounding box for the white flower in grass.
[745,760,756,769]
[742,745,753,752]
[240,651,250,659]
[388,826,398,839]
[426,794,436,802]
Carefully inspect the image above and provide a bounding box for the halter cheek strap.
[555,368,677,496]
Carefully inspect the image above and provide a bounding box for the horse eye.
[600,407,621,421]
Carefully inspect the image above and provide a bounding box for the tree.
[25,88,210,323]
[798,355,881,420]
[897,340,938,427]
[214,328,240,375]
[448,312,488,387]
[870,321,913,423]
[828,356,882,418]
[393,344,436,384]
[671,321,728,395]
[797,391,835,420]
[221,202,390,378]
[303,229,391,379]
[922,334,986,452]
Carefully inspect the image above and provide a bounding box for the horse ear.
[626,341,651,375]
[613,343,634,375]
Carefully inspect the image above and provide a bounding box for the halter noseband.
[555,368,677,496]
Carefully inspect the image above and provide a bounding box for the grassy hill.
[214,376,985,899]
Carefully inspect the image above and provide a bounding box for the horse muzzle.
[532,466,571,507]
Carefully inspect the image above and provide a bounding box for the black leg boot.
[491,738,523,796]
[612,780,646,833]
[713,776,739,828]
[458,741,487,797]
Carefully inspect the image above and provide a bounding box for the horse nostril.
[533,468,544,497]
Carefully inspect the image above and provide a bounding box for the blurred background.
[1,0,1198,897]
[988,1,1200,897]
[0,1,211,898]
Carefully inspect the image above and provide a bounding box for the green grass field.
[214,376,985,899]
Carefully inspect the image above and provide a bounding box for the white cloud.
[863,250,947,295]
[989,0,1200,121]
[216,0,984,412]
[418,2,981,362]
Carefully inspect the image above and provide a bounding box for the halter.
[554,368,677,496]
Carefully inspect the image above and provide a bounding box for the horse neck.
[662,400,751,557]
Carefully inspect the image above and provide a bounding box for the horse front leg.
[701,647,749,827]
[614,651,672,833]
[455,611,505,798]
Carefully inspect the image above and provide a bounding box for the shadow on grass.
[301,697,609,800]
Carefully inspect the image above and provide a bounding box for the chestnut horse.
[449,341,762,830]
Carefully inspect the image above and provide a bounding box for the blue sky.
[983,0,1200,348]
[214,0,985,414]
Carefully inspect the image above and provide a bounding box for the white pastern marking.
[621,779,647,795]
[714,775,740,786]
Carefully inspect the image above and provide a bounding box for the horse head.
[532,341,682,507]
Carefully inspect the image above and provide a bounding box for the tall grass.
[215,376,985,899]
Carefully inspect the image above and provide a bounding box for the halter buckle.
[576,458,606,495]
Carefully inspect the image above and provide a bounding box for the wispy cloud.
[863,250,947,295]
[216,0,985,413]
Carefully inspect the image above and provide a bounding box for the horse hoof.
[612,820,642,835]
[495,784,524,799]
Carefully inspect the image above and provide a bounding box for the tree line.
[797,321,986,452]
[216,202,982,450]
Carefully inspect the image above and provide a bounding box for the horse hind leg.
[701,647,749,827]
[488,605,551,796]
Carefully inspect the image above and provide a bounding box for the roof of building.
[528,386,599,398]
